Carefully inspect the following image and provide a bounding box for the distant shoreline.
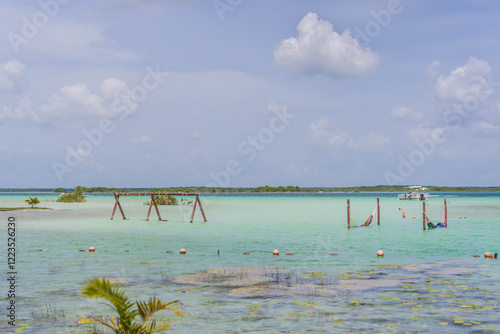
[1,186,500,193]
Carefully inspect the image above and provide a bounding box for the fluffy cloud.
[129,135,152,144]
[424,60,440,78]
[274,12,379,77]
[390,105,423,122]
[0,60,27,93]
[434,57,492,102]
[0,78,135,125]
[309,116,390,151]
[7,15,137,61]
[0,97,33,122]
[474,121,499,137]
[40,78,135,121]
[350,131,391,151]
[309,116,350,147]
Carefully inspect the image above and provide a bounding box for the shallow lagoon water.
[1,192,499,333]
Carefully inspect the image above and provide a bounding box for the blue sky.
[1,0,500,188]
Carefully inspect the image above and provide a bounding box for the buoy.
[398,208,402,210]
[412,216,416,219]
[180,248,186,254]
[165,251,172,254]
[273,249,279,256]
[217,249,220,255]
[286,253,293,256]
[485,252,492,258]
[243,252,250,255]
[473,254,480,258]
[330,253,338,256]
[123,250,129,253]
[377,250,384,257]
[89,246,95,252]
[403,214,406,218]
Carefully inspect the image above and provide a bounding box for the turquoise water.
[1,193,499,333]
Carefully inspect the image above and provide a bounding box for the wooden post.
[423,201,426,230]
[196,195,207,222]
[111,193,119,220]
[146,195,153,221]
[377,198,380,225]
[151,194,164,221]
[444,198,447,228]
[190,196,199,223]
[111,193,126,220]
[347,199,350,229]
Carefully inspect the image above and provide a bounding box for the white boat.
[398,186,429,200]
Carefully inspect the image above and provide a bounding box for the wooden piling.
[111,193,126,220]
[347,199,350,229]
[444,198,447,227]
[190,195,207,223]
[423,201,426,230]
[377,198,380,225]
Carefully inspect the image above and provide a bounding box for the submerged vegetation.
[79,278,183,333]
[56,185,86,203]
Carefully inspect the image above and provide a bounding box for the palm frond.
[136,298,183,331]
[81,278,137,329]
[79,315,119,333]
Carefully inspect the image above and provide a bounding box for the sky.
[1,0,500,188]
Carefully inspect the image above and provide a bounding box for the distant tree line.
[43,185,500,193]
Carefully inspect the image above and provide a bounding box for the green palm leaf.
[81,278,137,329]
[79,278,184,333]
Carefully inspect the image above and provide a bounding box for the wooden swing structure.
[110,192,207,223]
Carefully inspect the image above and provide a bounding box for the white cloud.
[0,97,34,123]
[309,116,390,151]
[0,78,136,125]
[191,132,204,139]
[350,131,391,151]
[309,116,350,147]
[424,60,440,78]
[273,12,379,77]
[7,14,137,61]
[434,57,492,102]
[474,121,499,137]
[129,135,152,144]
[390,105,423,122]
[285,162,305,177]
[407,125,448,143]
[40,78,135,121]
[0,60,27,93]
